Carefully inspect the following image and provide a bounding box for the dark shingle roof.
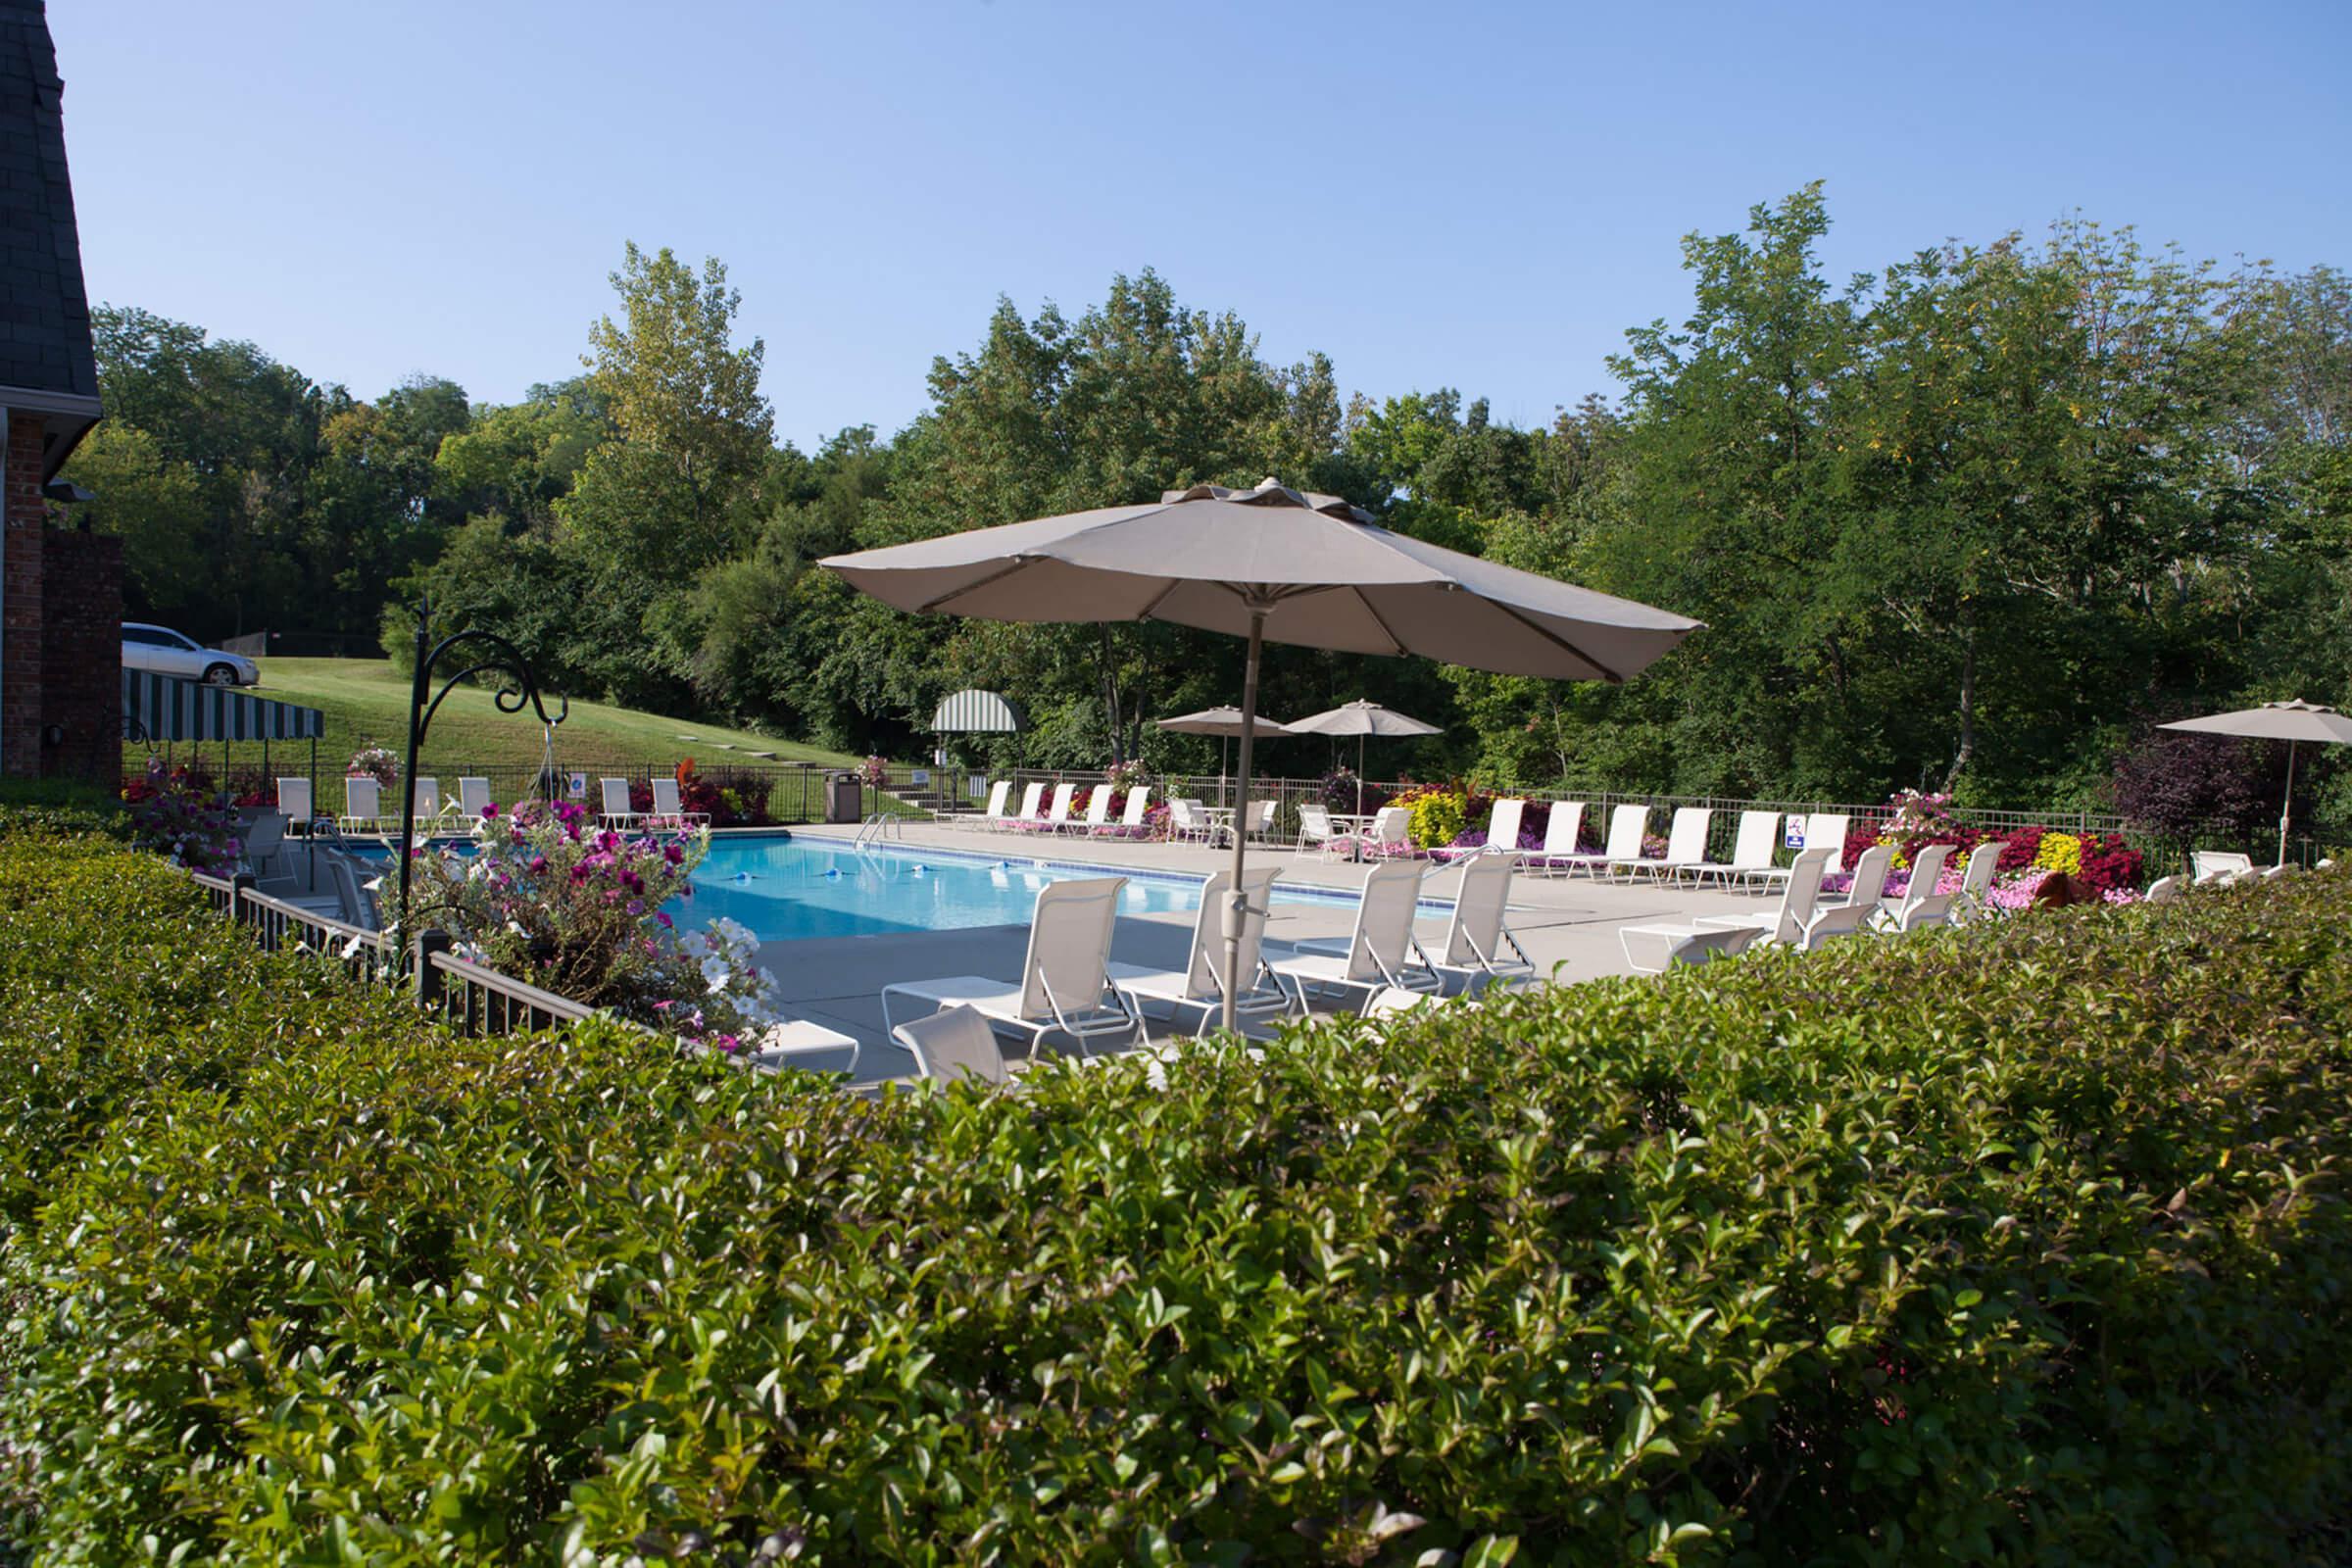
[0,0,99,475]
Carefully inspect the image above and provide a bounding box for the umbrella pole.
[1357,735,1365,817]
[1223,610,1267,1035]
[2278,739,2297,867]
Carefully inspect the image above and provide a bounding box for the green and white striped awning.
[122,669,326,742]
[930,688,1027,734]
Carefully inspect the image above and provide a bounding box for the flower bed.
[6,815,2347,1561]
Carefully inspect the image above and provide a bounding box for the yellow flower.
[2034,833,2083,877]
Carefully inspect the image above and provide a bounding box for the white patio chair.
[1108,865,1289,1036]
[1268,858,1438,1010]
[1167,798,1215,844]
[1878,843,1957,932]
[893,1004,1011,1086]
[1803,813,1852,877]
[1005,781,1046,831]
[975,779,1013,830]
[1952,840,2008,920]
[880,876,1145,1057]
[1112,787,1152,835]
[1802,845,1896,947]
[1526,801,1587,877]
[409,776,443,823]
[1438,797,1526,862]
[239,810,290,881]
[1075,785,1116,835]
[600,777,640,829]
[1296,803,1344,858]
[1619,921,1763,974]
[457,776,493,820]
[1245,800,1278,842]
[339,776,382,833]
[1353,805,1424,860]
[1643,808,1712,882]
[2144,874,2182,905]
[650,777,710,829]
[1690,809,1782,887]
[1689,847,1834,950]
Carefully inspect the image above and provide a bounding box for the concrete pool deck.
[759,820,1790,1083]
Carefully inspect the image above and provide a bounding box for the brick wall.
[38,526,120,788]
[1,412,44,778]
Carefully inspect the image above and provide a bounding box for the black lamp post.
[395,599,566,936]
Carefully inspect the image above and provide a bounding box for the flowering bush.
[1318,767,1391,818]
[1105,758,1150,792]
[346,746,401,787]
[121,757,241,874]
[410,800,784,1042]
[859,755,890,789]
[1401,788,1466,850]
[2034,832,2085,877]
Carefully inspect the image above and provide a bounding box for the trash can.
[826,772,865,824]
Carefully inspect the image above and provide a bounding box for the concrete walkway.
[758,820,1787,1083]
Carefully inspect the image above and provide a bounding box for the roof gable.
[0,0,100,475]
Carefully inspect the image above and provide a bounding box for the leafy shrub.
[3,835,2350,1563]
[2110,727,2282,843]
[1318,767,1391,817]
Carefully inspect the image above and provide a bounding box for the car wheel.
[203,662,237,686]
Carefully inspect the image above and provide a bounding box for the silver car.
[121,622,260,687]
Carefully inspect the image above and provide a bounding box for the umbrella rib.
[914,557,1041,615]
[1485,598,1630,683]
[1348,587,1412,658]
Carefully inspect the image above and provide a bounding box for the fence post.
[229,871,255,924]
[414,927,453,1007]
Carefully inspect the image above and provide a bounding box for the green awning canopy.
[931,688,1027,734]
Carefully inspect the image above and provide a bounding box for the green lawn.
[125,658,858,783]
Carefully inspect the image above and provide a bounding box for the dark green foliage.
[1,830,2347,1563]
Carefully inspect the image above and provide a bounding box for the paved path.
[758,821,1786,1083]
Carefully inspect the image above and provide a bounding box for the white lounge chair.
[1618,921,1763,974]
[1108,865,1289,1036]
[1563,803,1647,879]
[1076,785,1116,835]
[409,776,443,823]
[1423,855,1538,989]
[601,777,640,829]
[881,876,1146,1057]
[892,1004,1010,1086]
[1526,801,1587,876]
[276,777,315,829]
[1437,797,1526,862]
[1690,847,1835,949]
[340,776,383,833]
[975,779,1013,830]
[1269,858,1438,1010]
[457,776,493,820]
[1111,787,1152,835]
[650,777,710,829]
[1245,800,1277,843]
[1004,781,1046,832]
[2143,874,2182,905]
[2191,851,2254,885]
[1802,845,1896,946]
[1030,782,1077,834]
[1953,841,2008,920]
[1803,813,1852,877]
[1879,843,1957,931]
[1690,809,1783,887]
[239,810,290,881]
[1641,808,1712,882]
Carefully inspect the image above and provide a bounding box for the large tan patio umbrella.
[822,477,1701,1030]
[1155,705,1294,807]
[2160,699,2352,865]
[1286,700,1441,815]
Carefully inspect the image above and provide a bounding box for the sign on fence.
[1785,817,1806,850]
[910,769,930,787]
[567,772,587,799]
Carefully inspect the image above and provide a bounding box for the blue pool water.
[683,836,1331,943]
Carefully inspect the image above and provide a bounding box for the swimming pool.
[686,836,1341,943]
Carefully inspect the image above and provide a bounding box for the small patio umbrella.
[1155,705,1294,807]
[822,477,1700,1030]
[1285,700,1441,816]
[2160,699,2352,865]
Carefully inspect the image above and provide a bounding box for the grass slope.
[123,658,858,779]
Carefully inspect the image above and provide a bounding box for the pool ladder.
[852,810,905,849]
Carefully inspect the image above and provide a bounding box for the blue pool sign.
[1784,816,1806,849]
[567,771,587,799]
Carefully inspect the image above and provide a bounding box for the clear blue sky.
[53,0,2352,448]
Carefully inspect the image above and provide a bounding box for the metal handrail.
[415,933,598,1038]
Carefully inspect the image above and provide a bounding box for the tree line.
[67,189,2351,818]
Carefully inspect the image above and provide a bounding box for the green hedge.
[1,826,2348,1564]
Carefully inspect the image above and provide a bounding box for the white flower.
[700,955,731,992]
